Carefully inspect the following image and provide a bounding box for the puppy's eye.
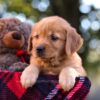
[51,34,59,41]
[34,34,39,39]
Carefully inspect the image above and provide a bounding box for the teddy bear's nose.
[12,33,22,40]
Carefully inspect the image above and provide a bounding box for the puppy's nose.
[12,32,22,40]
[36,45,45,56]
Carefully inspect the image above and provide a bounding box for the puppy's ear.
[27,25,35,54]
[27,35,33,55]
[65,27,83,56]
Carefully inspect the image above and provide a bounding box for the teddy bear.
[0,17,32,71]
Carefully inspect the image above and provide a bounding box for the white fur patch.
[20,65,39,88]
[59,67,79,91]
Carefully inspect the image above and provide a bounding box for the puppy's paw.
[59,68,79,91]
[59,74,75,91]
[20,65,39,88]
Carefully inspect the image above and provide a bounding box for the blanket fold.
[0,71,91,100]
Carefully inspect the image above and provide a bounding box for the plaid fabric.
[16,50,30,63]
[0,70,91,100]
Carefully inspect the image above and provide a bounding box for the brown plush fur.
[0,18,31,70]
[21,16,86,91]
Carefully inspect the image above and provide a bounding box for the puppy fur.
[21,16,87,91]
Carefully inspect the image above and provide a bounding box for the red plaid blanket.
[0,70,91,100]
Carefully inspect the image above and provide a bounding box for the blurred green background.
[0,0,100,99]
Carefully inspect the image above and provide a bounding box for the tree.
[49,0,80,31]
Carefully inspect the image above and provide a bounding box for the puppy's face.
[29,30,66,60]
[28,16,83,61]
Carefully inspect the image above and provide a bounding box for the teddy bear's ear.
[0,22,5,31]
[27,35,33,55]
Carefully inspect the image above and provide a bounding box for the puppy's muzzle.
[36,45,45,57]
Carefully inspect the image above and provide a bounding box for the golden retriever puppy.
[20,16,87,91]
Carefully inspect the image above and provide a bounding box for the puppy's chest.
[33,56,74,74]
[36,59,67,74]
[41,66,63,75]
